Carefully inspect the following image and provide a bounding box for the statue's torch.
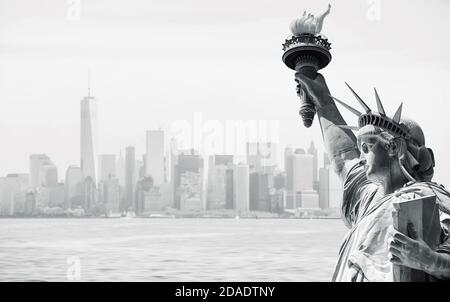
[282,5,332,128]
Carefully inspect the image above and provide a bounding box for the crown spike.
[337,125,360,131]
[392,102,403,123]
[329,94,363,117]
[345,82,371,113]
[374,88,386,116]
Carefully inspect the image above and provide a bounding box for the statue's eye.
[361,143,369,154]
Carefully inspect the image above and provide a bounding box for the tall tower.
[292,150,313,192]
[125,146,136,212]
[145,130,164,185]
[307,141,318,183]
[80,70,98,183]
[98,154,116,182]
[29,154,52,189]
[234,163,250,213]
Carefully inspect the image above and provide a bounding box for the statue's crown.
[331,82,412,141]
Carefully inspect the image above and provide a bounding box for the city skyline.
[0,85,337,216]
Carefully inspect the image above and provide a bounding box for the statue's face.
[357,132,392,182]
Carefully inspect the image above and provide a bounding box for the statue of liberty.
[294,73,450,281]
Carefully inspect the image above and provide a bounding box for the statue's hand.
[295,72,333,109]
[388,223,438,273]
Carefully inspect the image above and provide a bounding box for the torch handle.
[295,65,318,128]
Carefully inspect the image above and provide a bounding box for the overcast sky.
[1,0,450,184]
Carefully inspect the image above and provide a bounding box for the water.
[0,218,348,282]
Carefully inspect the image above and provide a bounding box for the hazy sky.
[1,0,450,184]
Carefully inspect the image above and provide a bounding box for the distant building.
[83,176,96,214]
[65,165,84,209]
[250,172,270,212]
[284,147,294,207]
[146,130,165,185]
[125,146,136,212]
[319,167,330,209]
[40,163,58,187]
[29,154,50,189]
[307,141,318,183]
[0,174,29,216]
[39,183,65,208]
[137,182,173,213]
[174,151,203,209]
[234,163,249,213]
[117,150,125,187]
[80,87,98,183]
[28,155,62,210]
[136,159,144,180]
[206,155,233,210]
[292,149,313,192]
[24,192,36,216]
[99,177,121,216]
[273,173,285,190]
[135,176,153,214]
[225,169,234,210]
[98,154,116,182]
[297,191,319,209]
[284,147,315,209]
[179,171,203,211]
[214,155,233,166]
[183,196,203,211]
[29,154,57,189]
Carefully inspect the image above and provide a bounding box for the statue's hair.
[401,117,425,146]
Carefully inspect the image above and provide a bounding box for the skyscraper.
[98,154,116,182]
[117,150,125,187]
[125,146,136,212]
[65,165,84,209]
[249,172,269,211]
[308,141,318,183]
[323,152,342,209]
[234,163,249,213]
[145,130,164,185]
[225,169,234,210]
[174,151,203,210]
[206,155,233,210]
[284,148,317,209]
[284,147,294,208]
[29,154,52,189]
[80,74,98,183]
[40,163,58,187]
[0,174,29,216]
[319,167,330,209]
[292,150,313,192]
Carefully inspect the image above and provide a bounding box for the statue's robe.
[332,160,450,282]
